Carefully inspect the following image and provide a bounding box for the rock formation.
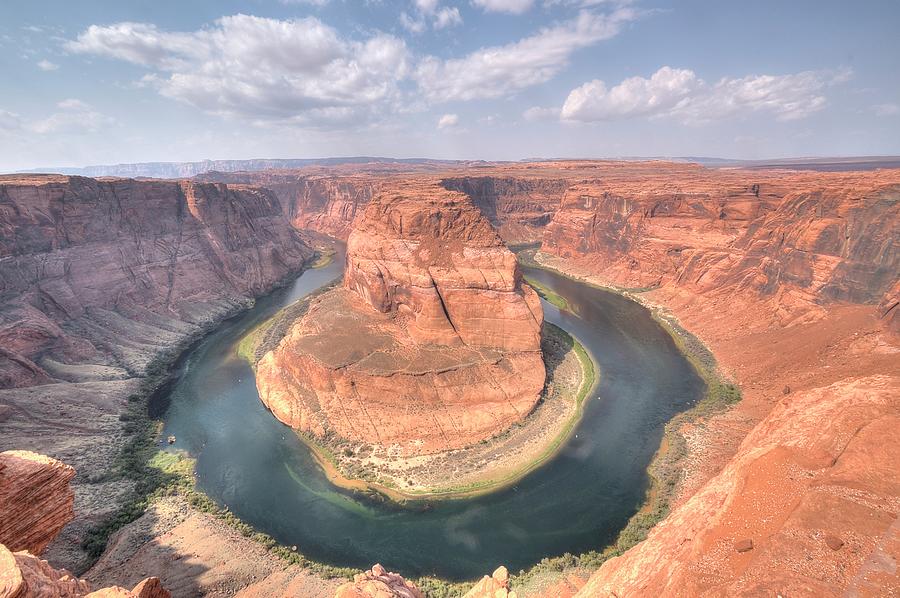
[0,451,170,598]
[199,169,571,244]
[541,163,900,330]
[0,451,75,555]
[256,182,544,455]
[0,175,312,388]
[463,566,517,598]
[0,174,313,572]
[334,564,423,598]
[574,375,900,596]
[441,177,569,243]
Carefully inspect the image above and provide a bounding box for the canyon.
[0,174,313,573]
[0,161,897,597]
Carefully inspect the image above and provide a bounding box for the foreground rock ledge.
[0,450,170,598]
[256,182,545,455]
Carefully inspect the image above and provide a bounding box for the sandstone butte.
[255,181,545,455]
[0,450,170,598]
[1,161,898,597]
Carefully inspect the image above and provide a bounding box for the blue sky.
[1,0,898,170]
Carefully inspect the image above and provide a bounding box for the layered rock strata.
[574,375,900,596]
[0,451,75,555]
[0,451,170,598]
[256,182,544,455]
[441,177,569,243]
[0,175,312,571]
[0,175,312,387]
[541,164,900,330]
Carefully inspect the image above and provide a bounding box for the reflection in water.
[161,246,703,580]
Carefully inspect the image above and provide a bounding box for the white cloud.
[0,110,22,131]
[434,7,463,28]
[66,15,410,127]
[0,100,114,136]
[416,8,637,102]
[37,59,59,71]
[30,99,115,134]
[523,106,558,121]
[472,0,535,14]
[562,66,847,123]
[873,103,899,116]
[280,0,331,5]
[437,113,459,128]
[561,66,698,120]
[401,1,463,32]
[400,12,427,33]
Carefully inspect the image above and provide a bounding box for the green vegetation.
[525,274,572,312]
[310,248,336,269]
[235,278,340,366]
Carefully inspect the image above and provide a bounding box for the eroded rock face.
[0,450,170,598]
[0,175,313,388]
[574,375,900,597]
[441,177,569,243]
[334,564,423,598]
[256,183,545,455]
[345,183,543,351]
[0,451,75,555]
[542,164,900,330]
[0,174,313,572]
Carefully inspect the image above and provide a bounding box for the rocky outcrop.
[344,182,543,350]
[463,566,517,598]
[334,564,423,598]
[0,450,170,598]
[574,375,900,596]
[0,451,75,555]
[256,182,545,455]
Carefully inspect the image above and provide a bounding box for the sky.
[1,0,899,170]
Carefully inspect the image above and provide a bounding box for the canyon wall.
[575,375,900,597]
[256,182,545,455]
[196,171,379,239]
[0,174,312,573]
[0,175,313,387]
[199,170,571,244]
[536,163,900,595]
[441,176,569,243]
[542,165,900,330]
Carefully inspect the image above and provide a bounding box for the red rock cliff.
[542,164,900,330]
[0,175,312,388]
[0,450,170,598]
[256,182,545,455]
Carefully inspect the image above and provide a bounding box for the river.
[159,246,703,580]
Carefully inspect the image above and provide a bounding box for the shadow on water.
[160,245,704,580]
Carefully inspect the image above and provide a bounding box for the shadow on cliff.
[83,496,221,598]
